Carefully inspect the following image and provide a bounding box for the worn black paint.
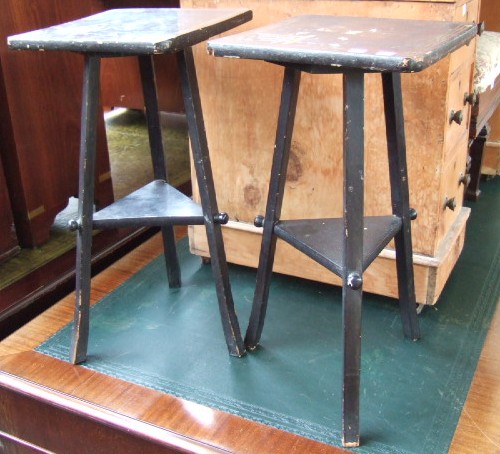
[209,15,477,73]
[8,8,252,56]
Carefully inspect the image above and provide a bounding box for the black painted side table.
[8,8,252,364]
[208,15,477,447]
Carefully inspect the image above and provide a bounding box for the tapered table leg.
[341,70,365,447]
[245,67,301,349]
[177,48,245,357]
[139,55,181,289]
[70,55,101,365]
[382,73,420,341]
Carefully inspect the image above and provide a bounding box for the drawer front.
[449,35,475,75]
[445,60,475,157]
[439,136,469,242]
[454,0,480,23]
[449,0,477,87]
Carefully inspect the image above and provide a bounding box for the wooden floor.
[0,229,499,453]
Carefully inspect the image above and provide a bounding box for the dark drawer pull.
[444,196,457,211]
[449,110,463,125]
[463,92,477,106]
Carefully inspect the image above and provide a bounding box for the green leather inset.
[38,178,500,452]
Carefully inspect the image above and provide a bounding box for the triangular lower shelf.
[93,180,204,229]
[274,216,402,277]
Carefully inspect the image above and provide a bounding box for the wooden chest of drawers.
[184,0,479,305]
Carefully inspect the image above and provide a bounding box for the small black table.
[208,15,477,447]
[8,8,252,363]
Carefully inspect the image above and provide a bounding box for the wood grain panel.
[0,135,19,263]
[96,0,184,113]
[0,0,114,247]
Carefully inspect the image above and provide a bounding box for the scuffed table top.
[208,15,477,73]
[8,8,252,55]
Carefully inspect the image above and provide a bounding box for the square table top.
[208,15,477,73]
[8,8,252,55]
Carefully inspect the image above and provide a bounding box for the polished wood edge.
[0,349,345,454]
[0,428,54,454]
[0,370,227,454]
[449,294,500,452]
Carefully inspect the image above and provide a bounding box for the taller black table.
[8,8,252,363]
[208,15,477,447]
